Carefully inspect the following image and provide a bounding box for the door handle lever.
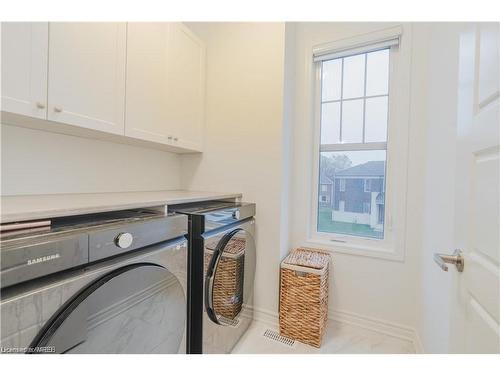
[433,249,464,272]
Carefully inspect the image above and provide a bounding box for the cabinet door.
[47,23,126,135]
[166,23,205,151]
[125,23,172,143]
[1,22,48,119]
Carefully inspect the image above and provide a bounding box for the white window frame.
[339,178,346,192]
[378,204,385,224]
[307,25,412,261]
[364,179,372,193]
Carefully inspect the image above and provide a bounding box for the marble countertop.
[0,190,242,223]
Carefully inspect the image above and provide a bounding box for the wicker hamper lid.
[282,247,330,272]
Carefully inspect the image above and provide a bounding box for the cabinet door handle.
[173,137,178,141]
[167,136,173,140]
[53,107,63,113]
[36,102,46,109]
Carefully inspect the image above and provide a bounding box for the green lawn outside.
[317,207,383,239]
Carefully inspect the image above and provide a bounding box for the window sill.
[304,237,405,262]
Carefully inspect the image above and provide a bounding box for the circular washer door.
[30,263,186,354]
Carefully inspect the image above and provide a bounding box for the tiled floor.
[232,320,416,354]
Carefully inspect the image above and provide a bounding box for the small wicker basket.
[204,237,246,319]
[279,247,330,348]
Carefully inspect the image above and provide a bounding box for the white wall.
[182,22,435,339]
[180,23,289,314]
[182,23,435,336]
[288,22,428,331]
[1,124,181,195]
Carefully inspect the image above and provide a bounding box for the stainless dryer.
[170,201,256,354]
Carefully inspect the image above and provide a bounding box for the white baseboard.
[252,306,279,328]
[329,309,424,353]
[250,306,424,353]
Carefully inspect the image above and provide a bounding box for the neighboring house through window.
[332,161,386,234]
[318,175,333,207]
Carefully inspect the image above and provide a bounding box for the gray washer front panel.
[0,237,188,354]
[1,235,88,289]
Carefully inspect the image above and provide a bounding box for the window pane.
[318,150,386,239]
[320,102,341,144]
[342,54,365,99]
[322,59,342,102]
[341,99,363,143]
[364,96,388,142]
[366,49,389,96]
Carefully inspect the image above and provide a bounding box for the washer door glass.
[205,228,256,325]
[31,263,185,354]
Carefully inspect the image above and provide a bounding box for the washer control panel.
[88,214,187,263]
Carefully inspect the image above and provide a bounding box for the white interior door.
[450,22,499,353]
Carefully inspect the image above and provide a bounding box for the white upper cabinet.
[47,23,127,135]
[166,23,206,151]
[125,23,172,143]
[1,22,204,153]
[1,22,48,119]
[126,23,205,152]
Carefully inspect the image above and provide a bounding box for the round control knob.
[115,232,133,249]
[232,210,240,220]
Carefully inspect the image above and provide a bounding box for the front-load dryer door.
[203,218,256,353]
[30,262,186,354]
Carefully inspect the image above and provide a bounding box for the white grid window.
[320,48,389,146]
[317,48,389,240]
[309,26,411,261]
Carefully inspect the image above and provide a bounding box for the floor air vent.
[263,329,296,347]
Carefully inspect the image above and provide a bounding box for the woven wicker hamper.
[204,237,246,319]
[279,247,330,348]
